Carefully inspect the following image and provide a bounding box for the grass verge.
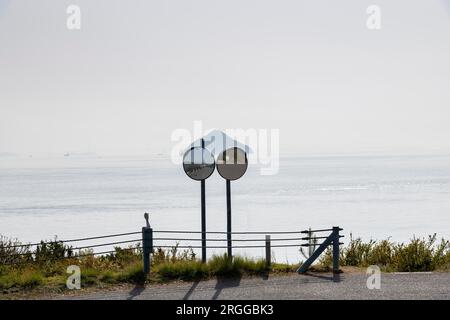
[1,233,450,297]
[318,234,450,272]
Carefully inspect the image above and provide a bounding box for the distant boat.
[64,152,96,158]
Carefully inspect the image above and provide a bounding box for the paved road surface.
[63,272,450,300]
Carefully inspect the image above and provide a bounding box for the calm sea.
[1,154,449,263]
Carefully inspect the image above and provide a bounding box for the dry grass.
[319,234,450,272]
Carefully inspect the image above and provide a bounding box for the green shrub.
[0,236,33,265]
[155,255,268,281]
[367,239,394,268]
[0,269,43,289]
[0,274,15,290]
[438,251,450,271]
[272,263,297,273]
[35,238,73,263]
[18,271,43,288]
[208,254,241,277]
[109,245,141,266]
[152,244,196,266]
[208,254,267,277]
[391,235,445,272]
[156,260,209,281]
[234,256,267,274]
[341,236,375,266]
[81,268,100,286]
[100,270,118,284]
[319,234,450,272]
[117,262,146,283]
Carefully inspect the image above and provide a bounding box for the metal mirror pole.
[183,140,214,264]
[226,179,232,260]
[200,138,207,263]
[217,147,247,262]
[201,179,206,263]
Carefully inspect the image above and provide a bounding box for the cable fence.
[1,226,343,272]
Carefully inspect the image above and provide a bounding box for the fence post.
[297,227,341,274]
[308,228,316,257]
[265,235,271,268]
[332,226,340,274]
[142,226,153,275]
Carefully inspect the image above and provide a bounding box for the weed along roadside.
[1,232,450,298]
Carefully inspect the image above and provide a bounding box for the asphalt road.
[64,272,450,300]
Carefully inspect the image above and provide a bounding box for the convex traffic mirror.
[183,146,215,181]
[216,147,248,181]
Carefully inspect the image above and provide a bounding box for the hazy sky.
[0,0,449,156]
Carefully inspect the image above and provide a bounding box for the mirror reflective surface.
[216,147,248,181]
[183,147,215,181]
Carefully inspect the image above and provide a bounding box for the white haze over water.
[1,154,450,263]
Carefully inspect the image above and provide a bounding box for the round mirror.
[216,147,248,181]
[183,147,215,181]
